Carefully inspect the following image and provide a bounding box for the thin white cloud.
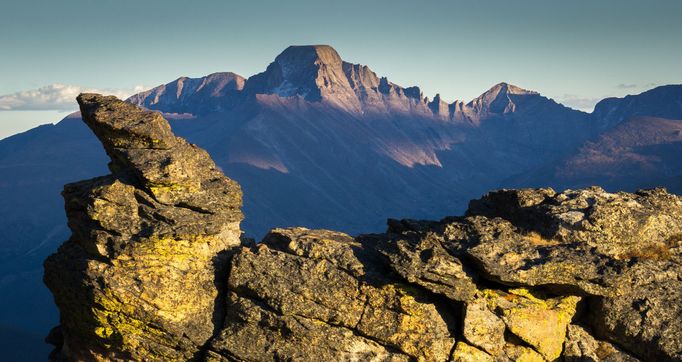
[616,83,638,89]
[556,94,603,112]
[616,83,658,90]
[0,84,146,111]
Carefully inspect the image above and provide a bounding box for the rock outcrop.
[44,94,243,360]
[45,95,682,361]
[208,228,456,361]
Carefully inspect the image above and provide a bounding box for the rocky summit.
[45,95,682,361]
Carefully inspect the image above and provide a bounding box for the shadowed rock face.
[45,95,682,361]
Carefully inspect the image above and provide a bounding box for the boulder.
[208,228,456,361]
[563,324,638,362]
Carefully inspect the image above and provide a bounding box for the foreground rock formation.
[44,94,243,360]
[45,95,682,361]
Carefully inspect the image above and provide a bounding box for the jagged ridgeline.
[45,95,682,361]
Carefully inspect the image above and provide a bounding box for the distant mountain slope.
[0,113,107,257]
[0,113,107,357]
[561,117,682,179]
[0,45,681,353]
[128,72,246,115]
[592,84,682,129]
[512,116,682,191]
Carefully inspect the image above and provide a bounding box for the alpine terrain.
[0,45,681,356]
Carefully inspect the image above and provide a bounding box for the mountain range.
[0,44,681,358]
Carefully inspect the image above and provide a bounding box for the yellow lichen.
[507,288,547,304]
[145,181,198,197]
[514,348,546,362]
[502,293,580,361]
[476,288,580,361]
[84,233,228,357]
[365,283,453,361]
[452,341,493,362]
[89,286,185,360]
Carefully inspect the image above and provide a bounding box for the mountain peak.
[468,82,538,114]
[275,45,343,68]
[245,44,362,110]
[486,82,536,97]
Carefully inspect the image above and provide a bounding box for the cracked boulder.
[378,189,682,361]
[589,259,682,361]
[451,342,493,362]
[43,94,243,361]
[563,324,638,362]
[208,228,456,361]
[487,289,580,361]
[468,187,682,261]
[460,298,506,356]
[457,288,580,361]
[377,221,478,302]
[463,188,682,361]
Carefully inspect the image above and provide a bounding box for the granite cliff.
[45,95,682,361]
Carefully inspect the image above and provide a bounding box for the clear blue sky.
[1,0,681,138]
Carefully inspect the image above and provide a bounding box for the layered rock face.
[46,95,682,361]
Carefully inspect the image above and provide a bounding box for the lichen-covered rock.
[44,94,243,360]
[458,288,580,361]
[208,228,456,361]
[502,343,546,362]
[488,289,579,361]
[453,215,625,296]
[463,187,682,361]
[377,222,478,302]
[563,324,639,362]
[451,342,493,362]
[468,187,682,261]
[590,260,682,361]
[461,298,505,355]
[376,188,682,361]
